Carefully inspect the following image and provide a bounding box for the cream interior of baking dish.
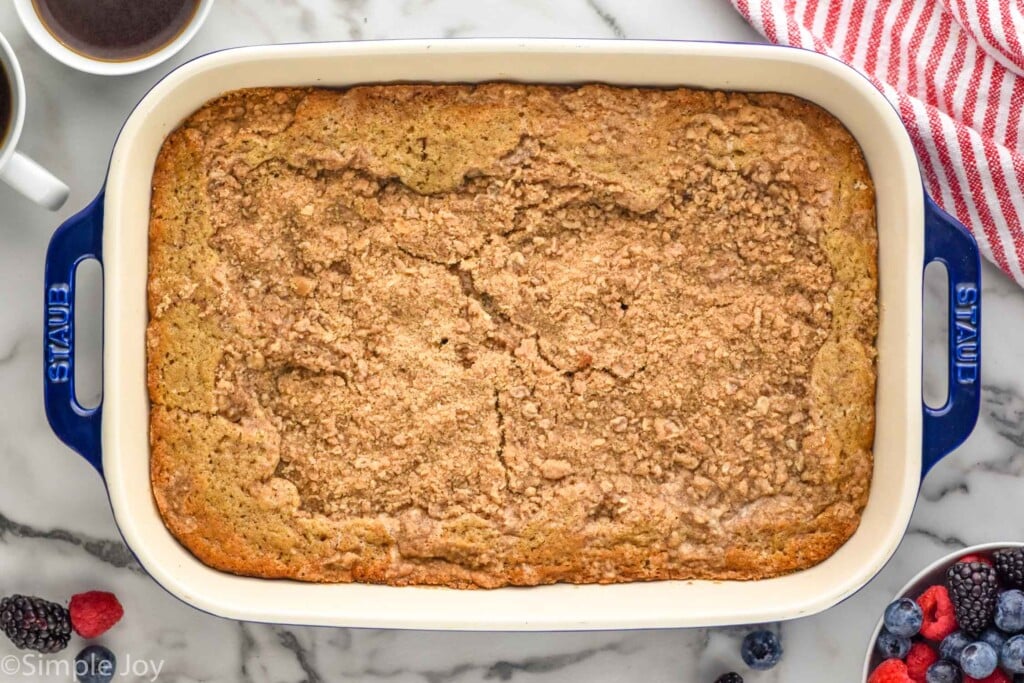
[102,40,923,629]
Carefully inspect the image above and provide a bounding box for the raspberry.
[918,585,959,640]
[964,670,1011,683]
[906,642,939,683]
[961,554,994,567]
[869,658,913,683]
[69,592,123,639]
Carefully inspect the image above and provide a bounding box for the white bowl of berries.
[864,543,1024,683]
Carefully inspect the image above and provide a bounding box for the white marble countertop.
[1,1,1021,681]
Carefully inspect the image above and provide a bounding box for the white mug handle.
[0,150,69,211]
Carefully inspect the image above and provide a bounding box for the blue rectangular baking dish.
[41,39,980,629]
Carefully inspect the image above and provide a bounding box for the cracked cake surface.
[147,84,878,587]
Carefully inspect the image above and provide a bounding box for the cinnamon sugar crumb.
[148,84,877,588]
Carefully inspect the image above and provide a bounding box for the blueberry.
[925,660,962,683]
[75,645,116,683]
[980,627,1009,651]
[1002,634,1024,674]
[740,630,782,670]
[876,628,912,659]
[885,598,924,637]
[960,641,998,679]
[997,590,1024,634]
[940,631,972,661]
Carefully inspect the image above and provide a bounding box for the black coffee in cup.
[32,0,201,62]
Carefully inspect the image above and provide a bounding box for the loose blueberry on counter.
[1002,634,1024,674]
[960,641,998,679]
[876,629,912,659]
[941,631,973,662]
[75,645,116,683]
[740,630,782,671]
[997,590,1024,634]
[885,598,925,637]
[925,660,962,683]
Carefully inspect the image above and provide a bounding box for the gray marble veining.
[0,1,1020,681]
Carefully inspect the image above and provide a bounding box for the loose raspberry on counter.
[906,641,939,683]
[869,658,913,683]
[69,592,123,639]
[918,585,959,641]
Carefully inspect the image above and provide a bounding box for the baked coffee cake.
[147,84,878,587]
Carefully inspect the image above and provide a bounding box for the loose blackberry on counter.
[948,562,1000,636]
[995,550,1024,590]
[0,594,71,653]
[713,674,743,683]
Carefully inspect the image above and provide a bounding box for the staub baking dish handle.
[43,192,104,475]
[921,194,981,476]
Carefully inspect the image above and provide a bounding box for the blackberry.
[947,562,999,636]
[714,674,743,683]
[0,595,71,653]
[995,548,1024,589]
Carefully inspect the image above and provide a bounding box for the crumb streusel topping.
[148,84,877,587]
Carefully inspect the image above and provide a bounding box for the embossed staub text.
[954,283,979,384]
[46,284,72,383]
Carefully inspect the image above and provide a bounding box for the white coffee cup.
[14,0,215,77]
[0,31,68,211]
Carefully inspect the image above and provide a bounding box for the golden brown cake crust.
[147,84,877,588]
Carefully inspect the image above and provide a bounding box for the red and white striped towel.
[730,0,1024,285]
